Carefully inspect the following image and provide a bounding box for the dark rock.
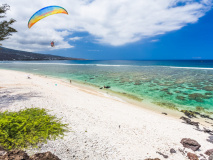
[205,92,212,96]
[1,150,30,160]
[170,148,176,154]
[203,86,213,91]
[145,158,160,160]
[104,86,111,89]
[203,128,213,135]
[209,154,213,160]
[0,147,7,157]
[180,116,199,127]
[156,152,168,158]
[205,149,213,156]
[180,138,201,151]
[207,136,213,144]
[188,93,209,102]
[181,110,196,118]
[99,87,103,89]
[187,152,199,160]
[162,112,167,115]
[200,153,206,159]
[176,96,185,101]
[134,81,142,85]
[30,151,60,160]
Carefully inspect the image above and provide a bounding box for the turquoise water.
[1,60,213,112]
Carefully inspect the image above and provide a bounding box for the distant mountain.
[0,47,85,61]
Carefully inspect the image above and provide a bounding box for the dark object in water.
[180,116,199,127]
[104,86,111,89]
[156,151,168,158]
[180,138,201,151]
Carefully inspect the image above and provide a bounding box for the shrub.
[0,108,68,150]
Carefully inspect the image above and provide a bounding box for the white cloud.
[1,0,212,51]
[151,39,159,42]
[69,37,82,41]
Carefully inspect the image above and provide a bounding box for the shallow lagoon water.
[1,60,213,112]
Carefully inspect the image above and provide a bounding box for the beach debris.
[30,151,61,160]
[156,152,168,158]
[170,148,176,154]
[187,152,199,160]
[180,138,201,151]
[180,116,199,127]
[178,148,185,156]
[205,149,213,156]
[162,112,167,115]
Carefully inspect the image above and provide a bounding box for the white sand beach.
[0,69,212,160]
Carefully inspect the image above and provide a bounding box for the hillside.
[0,47,85,61]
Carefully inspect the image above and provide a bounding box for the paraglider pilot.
[51,41,55,47]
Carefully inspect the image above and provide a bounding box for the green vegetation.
[0,108,68,150]
[0,4,17,46]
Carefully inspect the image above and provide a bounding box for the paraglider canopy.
[28,6,68,28]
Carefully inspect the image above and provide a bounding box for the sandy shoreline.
[0,69,213,160]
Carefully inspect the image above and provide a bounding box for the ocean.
[1,60,213,113]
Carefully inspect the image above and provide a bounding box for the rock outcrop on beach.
[0,148,61,160]
[205,149,213,156]
[180,116,199,127]
[187,152,199,160]
[0,47,85,61]
[180,138,201,151]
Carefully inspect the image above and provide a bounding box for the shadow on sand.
[0,88,41,109]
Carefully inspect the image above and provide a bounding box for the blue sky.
[45,8,213,60]
[2,0,213,60]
